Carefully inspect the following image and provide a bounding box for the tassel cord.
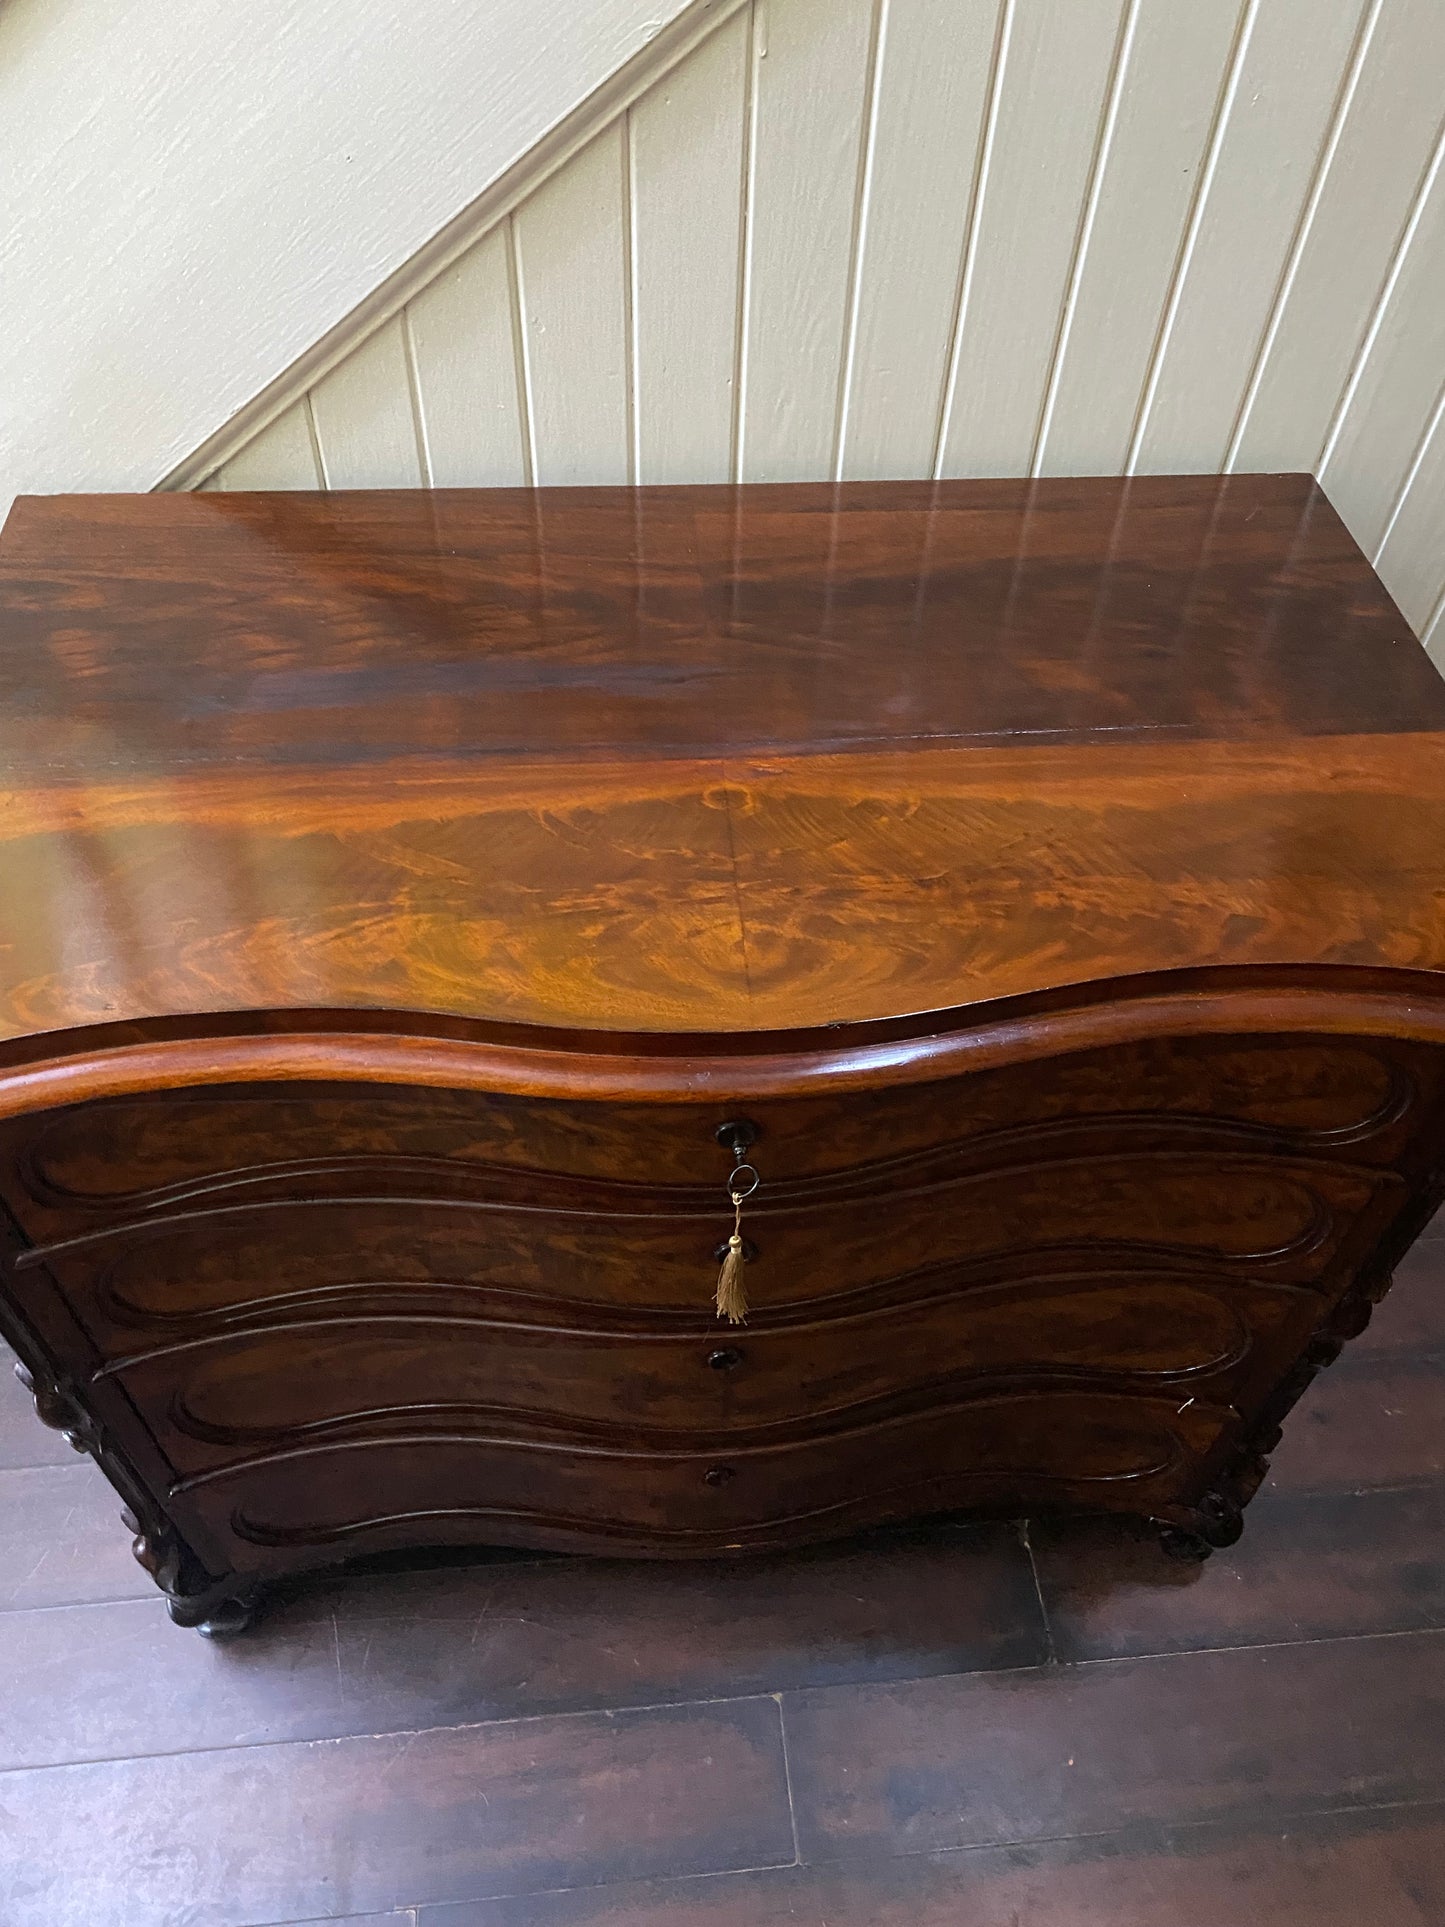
[715,1191,749,1324]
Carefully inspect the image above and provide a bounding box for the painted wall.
[196,0,1445,660]
[0,0,702,519]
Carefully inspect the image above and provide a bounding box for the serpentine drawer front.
[3,476,1445,1635]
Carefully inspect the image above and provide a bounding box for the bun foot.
[1158,1524,1213,1563]
[1156,1489,1245,1564]
[166,1594,256,1639]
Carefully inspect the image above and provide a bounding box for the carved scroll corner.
[13,1357,99,1455]
[124,1504,185,1597]
[119,1497,254,1633]
[1157,1268,1382,1567]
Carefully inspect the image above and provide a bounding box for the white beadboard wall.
[194,0,1445,662]
[0,0,711,520]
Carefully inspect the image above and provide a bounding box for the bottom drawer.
[167,1389,1237,1571]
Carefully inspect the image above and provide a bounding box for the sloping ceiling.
[187,0,1445,658]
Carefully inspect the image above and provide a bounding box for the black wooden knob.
[714,1118,759,1155]
[703,1464,736,1487]
[707,1347,743,1372]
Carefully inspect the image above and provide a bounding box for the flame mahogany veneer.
[3,475,1445,1634]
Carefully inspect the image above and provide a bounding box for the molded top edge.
[0,964,1443,1115]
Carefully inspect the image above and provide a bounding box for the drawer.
[167,1388,1239,1567]
[24,1151,1392,1342]
[0,1031,1430,1239]
[101,1269,1316,1477]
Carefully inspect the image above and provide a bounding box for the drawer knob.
[703,1464,736,1487]
[707,1347,743,1372]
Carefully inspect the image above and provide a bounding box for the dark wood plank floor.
[4,1232,1445,1926]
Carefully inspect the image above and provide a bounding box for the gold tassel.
[716,1198,749,1323]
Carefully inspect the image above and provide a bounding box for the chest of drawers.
[3,474,1445,1633]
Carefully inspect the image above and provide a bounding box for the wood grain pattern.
[1,475,1444,1623]
[0,1520,1046,1772]
[124,1275,1290,1460]
[460,1801,1445,1927]
[783,1629,1445,1861]
[1,476,1443,1045]
[1032,1483,1445,1662]
[176,1388,1231,1569]
[0,1694,794,1927]
[0,1034,1416,1200]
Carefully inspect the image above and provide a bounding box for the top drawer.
[0,1031,1431,1239]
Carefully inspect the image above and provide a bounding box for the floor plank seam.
[1058,1621,1445,1670]
[0,1687,800,1781]
[397,1855,804,1916]
[1020,1517,1060,1665]
[12,1622,1445,1778]
[380,1790,1445,1918]
[1262,1478,1445,1504]
[786,1788,1445,1874]
[0,1594,158,1617]
[243,1914,419,1927]
[774,1691,803,1867]
[1258,1475,1445,1501]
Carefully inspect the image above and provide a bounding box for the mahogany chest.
[2,474,1445,1635]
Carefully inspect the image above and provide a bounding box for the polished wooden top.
[2,473,1444,1045]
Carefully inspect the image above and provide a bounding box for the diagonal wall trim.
[158,0,748,493]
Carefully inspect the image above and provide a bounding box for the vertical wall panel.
[1373,411,1445,634]
[837,0,1001,481]
[1230,0,1445,473]
[516,123,635,485]
[1034,0,1243,477]
[407,228,528,488]
[309,316,424,488]
[513,126,631,486]
[192,0,1445,663]
[1319,141,1445,554]
[629,8,748,483]
[739,0,876,481]
[937,0,1127,479]
[1132,0,1367,475]
[214,402,321,490]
